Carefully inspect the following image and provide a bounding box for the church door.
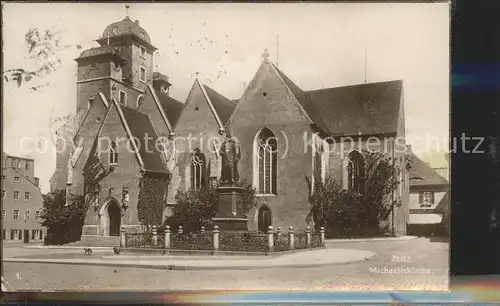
[107,200,121,236]
[257,205,272,233]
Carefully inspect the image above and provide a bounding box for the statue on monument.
[220,134,241,185]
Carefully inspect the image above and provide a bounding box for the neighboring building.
[407,146,450,236]
[2,154,45,242]
[51,15,410,240]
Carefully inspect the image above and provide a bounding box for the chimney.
[135,20,140,25]
[33,177,40,187]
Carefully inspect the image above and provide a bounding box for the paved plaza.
[2,237,449,291]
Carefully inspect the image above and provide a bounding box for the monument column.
[212,135,248,231]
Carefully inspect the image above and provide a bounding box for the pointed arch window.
[255,128,278,195]
[109,142,119,165]
[345,150,365,193]
[190,151,206,190]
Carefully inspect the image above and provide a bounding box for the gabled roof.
[73,92,109,143]
[202,85,237,126]
[407,153,449,187]
[145,84,174,134]
[306,80,403,136]
[118,104,168,174]
[271,63,330,133]
[153,89,185,128]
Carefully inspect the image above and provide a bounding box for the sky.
[2,3,450,193]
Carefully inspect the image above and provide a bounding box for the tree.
[40,141,113,245]
[307,150,402,238]
[165,179,257,233]
[40,189,86,245]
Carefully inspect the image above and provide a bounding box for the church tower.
[75,15,169,113]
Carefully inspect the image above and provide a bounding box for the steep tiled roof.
[407,153,449,187]
[120,105,168,173]
[154,90,185,128]
[271,63,330,133]
[203,85,237,126]
[306,80,403,136]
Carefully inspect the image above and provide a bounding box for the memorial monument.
[212,134,248,231]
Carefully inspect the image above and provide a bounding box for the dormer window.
[113,61,121,71]
[140,46,147,59]
[140,66,147,83]
[161,85,169,94]
[419,191,434,207]
[119,90,127,105]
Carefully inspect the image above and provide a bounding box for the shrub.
[40,190,87,245]
[165,179,257,233]
[308,150,402,238]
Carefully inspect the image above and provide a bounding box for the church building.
[51,16,409,239]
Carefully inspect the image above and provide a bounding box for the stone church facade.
[51,16,409,237]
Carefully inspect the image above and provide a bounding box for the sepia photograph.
[2,2,450,291]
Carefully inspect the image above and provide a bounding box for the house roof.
[154,90,185,128]
[407,153,449,187]
[119,105,168,174]
[306,80,403,136]
[2,167,41,190]
[202,85,237,126]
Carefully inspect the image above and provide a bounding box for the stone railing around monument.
[122,225,325,255]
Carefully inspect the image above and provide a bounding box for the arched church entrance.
[107,200,121,236]
[257,205,272,233]
[100,198,122,236]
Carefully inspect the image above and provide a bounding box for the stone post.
[164,225,171,250]
[320,226,325,247]
[267,225,274,252]
[152,225,158,247]
[201,226,205,233]
[306,226,312,248]
[213,225,220,253]
[178,225,183,234]
[120,225,126,248]
[288,226,295,250]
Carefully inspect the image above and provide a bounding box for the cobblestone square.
[2,237,449,291]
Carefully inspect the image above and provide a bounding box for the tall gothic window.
[346,150,365,194]
[109,142,118,165]
[190,151,206,190]
[255,128,278,195]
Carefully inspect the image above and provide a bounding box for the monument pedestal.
[212,185,248,231]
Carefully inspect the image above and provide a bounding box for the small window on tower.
[119,90,127,105]
[140,46,147,58]
[140,66,147,83]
